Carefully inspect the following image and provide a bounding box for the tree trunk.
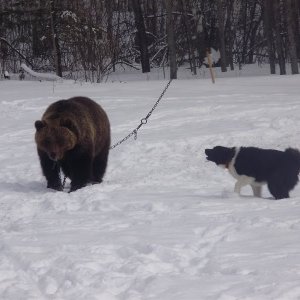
[165,0,177,79]
[181,0,196,75]
[132,0,150,73]
[263,0,276,74]
[49,0,62,77]
[216,0,227,72]
[295,0,300,58]
[274,0,286,75]
[287,0,299,74]
[239,0,248,67]
[225,0,235,70]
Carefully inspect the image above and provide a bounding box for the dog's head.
[205,146,235,168]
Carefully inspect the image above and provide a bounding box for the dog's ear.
[222,147,235,161]
[229,147,236,159]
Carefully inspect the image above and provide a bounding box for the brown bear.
[35,96,110,192]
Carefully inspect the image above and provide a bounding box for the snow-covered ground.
[1,71,300,300]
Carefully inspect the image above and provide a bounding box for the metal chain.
[110,78,173,150]
[49,79,173,189]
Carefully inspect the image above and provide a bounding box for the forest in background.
[0,0,299,82]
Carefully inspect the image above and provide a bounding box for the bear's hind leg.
[38,149,62,191]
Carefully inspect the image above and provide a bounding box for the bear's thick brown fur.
[35,96,110,192]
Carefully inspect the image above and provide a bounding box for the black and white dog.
[205,146,300,199]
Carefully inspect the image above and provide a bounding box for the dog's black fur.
[205,146,300,200]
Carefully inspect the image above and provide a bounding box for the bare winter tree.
[216,0,227,72]
[224,0,236,70]
[49,0,62,77]
[286,0,299,74]
[131,0,150,73]
[165,0,177,79]
[180,0,197,75]
[274,0,286,75]
[263,0,276,74]
[1,0,299,79]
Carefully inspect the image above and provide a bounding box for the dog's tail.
[285,148,300,171]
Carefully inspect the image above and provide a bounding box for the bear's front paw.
[47,182,63,191]
[69,182,86,192]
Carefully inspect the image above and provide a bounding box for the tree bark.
[273,0,286,75]
[295,0,300,58]
[225,0,235,70]
[286,0,299,74]
[132,0,150,73]
[165,0,177,79]
[181,0,197,75]
[263,0,276,74]
[49,0,62,77]
[216,0,227,72]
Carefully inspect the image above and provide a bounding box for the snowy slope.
[1,74,300,300]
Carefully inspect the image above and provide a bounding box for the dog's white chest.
[227,147,242,179]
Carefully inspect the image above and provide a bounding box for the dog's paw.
[221,188,239,199]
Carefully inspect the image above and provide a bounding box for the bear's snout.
[47,147,63,161]
[49,151,58,161]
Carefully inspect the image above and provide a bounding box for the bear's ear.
[35,120,46,131]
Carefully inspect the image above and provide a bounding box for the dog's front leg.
[234,176,252,195]
[234,181,243,194]
[251,185,262,198]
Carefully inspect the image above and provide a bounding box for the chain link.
[110,79,173,150]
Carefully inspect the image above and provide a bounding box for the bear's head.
[35,119,78,161]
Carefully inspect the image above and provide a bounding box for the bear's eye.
[56,137,65,147]
[43,138,51,148]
